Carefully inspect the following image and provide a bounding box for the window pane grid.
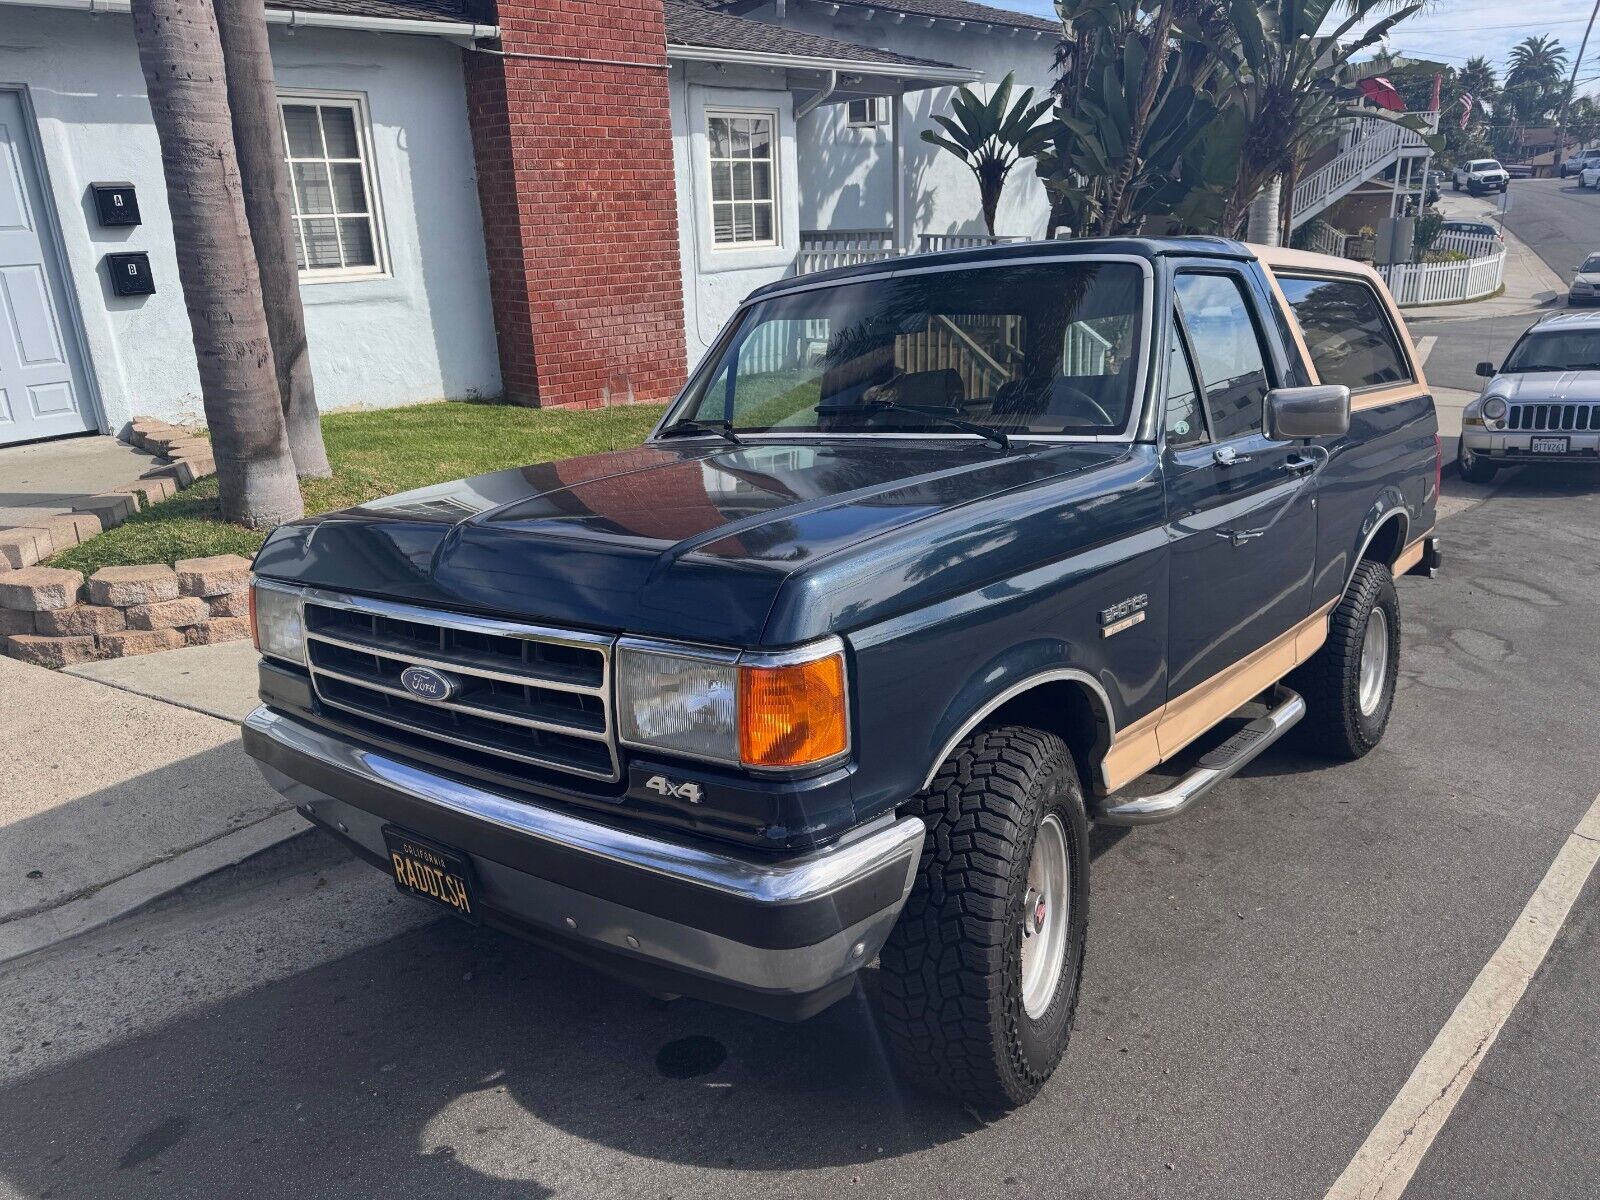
[279,99,380,275]
[708,113,776,247]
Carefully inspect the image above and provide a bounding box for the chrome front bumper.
[1460,428,1600,464]
[243,706,924,1019]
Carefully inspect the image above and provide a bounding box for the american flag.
[1459,93,1475,131]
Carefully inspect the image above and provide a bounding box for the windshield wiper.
[816,399,1011,451]
[657,418,742,445]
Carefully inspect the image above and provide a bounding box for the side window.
[1174,273,1273,442]
[1163,314,1207,449]
[1273,275,1413,391]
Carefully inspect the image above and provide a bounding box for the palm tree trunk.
[215,0,331,478]
[1246,176,1282,246]
[1278,160,1301,247]
[1097,2,1176,235]
[131,0,303,528]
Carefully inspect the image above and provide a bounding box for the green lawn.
[49,401,666,575]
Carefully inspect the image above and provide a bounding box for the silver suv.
[1459,311,1600,481]
[1561,149,1600,179]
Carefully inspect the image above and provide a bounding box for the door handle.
[1218,528,1266,546]
[1214,445,1251,467]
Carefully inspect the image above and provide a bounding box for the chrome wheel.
[1020,813,1070,1019]
[1358,607,1390,716]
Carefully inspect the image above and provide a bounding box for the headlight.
[250,580,306,664]
[617,636,849,770]
[1482,396,1508,423]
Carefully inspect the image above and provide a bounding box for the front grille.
[1507,403,1597,432]
[302,593,618,782]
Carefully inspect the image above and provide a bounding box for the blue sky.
[996,1,1600,97]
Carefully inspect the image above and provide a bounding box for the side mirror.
[1475,361,1497,378]
[1265,385,1350,441]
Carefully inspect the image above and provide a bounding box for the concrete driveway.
[1,465,1596,1199]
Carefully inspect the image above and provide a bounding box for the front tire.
[1452,178,1461,191]
[1458,442,1499,484]
[1291,560,1401,760]
[878,725,1089,1110]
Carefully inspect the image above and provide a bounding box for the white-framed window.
[278,92,387,280]
[846,96,890,128]
[707,110,777,247]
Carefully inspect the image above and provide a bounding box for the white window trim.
[846,96,889,129]
[705,106,780,252]
[277,87,391,284]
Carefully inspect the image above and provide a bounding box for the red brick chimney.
[465,1,687,408]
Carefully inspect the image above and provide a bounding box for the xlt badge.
[644,775,704,804]
[1100,594,1149,638]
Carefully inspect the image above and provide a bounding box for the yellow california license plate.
[382,827,478,922]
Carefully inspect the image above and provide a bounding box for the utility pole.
[1553,0,1600,173]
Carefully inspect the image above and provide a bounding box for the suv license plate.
[382,827,479,923]
[1531,436,1569,454]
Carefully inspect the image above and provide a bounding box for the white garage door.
[0,90,95,446]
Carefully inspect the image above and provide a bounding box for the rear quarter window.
[1274,275,1414,392]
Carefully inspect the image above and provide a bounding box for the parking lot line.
[1324,790,1600,1200]
[1414,335,1437,366]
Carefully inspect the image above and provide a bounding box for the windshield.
[1582,256,1600,273]
[1503,330,1600,373]
[1469,160,1501,171]
[671,261,1147,437]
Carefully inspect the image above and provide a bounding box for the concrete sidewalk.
[0,435,161,528]
[0,649,299,964]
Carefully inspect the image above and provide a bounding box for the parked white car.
[1459,311,1600,481]
[1571,254,1600,307]
[1453,159,1510,195]
[1582,163,1600,190]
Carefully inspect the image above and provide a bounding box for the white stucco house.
[0,0,1060,446]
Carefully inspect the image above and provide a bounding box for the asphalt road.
[2,467,1598,1199]
[1407,177,1598,394]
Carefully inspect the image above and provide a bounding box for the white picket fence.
[1379,247,1506,306]
[917,233,1027,252]
[1428,230,1501,258]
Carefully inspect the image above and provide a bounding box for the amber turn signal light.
[737,651,848,768]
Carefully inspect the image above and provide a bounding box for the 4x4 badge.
[644,775,704,804]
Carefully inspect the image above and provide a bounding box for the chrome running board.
[1096,686,1306,826]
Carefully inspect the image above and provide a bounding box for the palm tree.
[216,0,331,478]
[130,0,303,528]
[1507,35,1568,88]
[921,73,1053,236]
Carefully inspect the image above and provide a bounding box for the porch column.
[891,83,907,254]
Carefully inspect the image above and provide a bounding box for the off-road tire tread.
[877,725,1086,1110]
[1292,560,1399,759]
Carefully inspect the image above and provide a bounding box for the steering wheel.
[1050,384,1117,427]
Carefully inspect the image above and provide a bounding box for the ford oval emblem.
[400,665,457,702]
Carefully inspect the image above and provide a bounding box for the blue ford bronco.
[243,237,1441,1108]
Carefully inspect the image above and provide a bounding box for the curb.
[0,806,309,966]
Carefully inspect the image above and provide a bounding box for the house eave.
[666,41,980,87]
[0,0,499,43]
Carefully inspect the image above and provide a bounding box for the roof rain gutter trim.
[2,0,498,41]
[667,42,979,84]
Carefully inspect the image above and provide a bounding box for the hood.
[1495,371,1600,402]
[1570,273,1600,288]
[254,439,1124,645]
